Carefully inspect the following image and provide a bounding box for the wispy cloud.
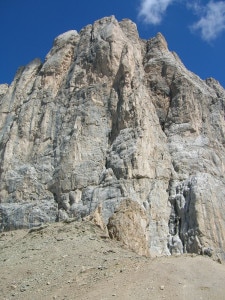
[186,0,202,13]
[138,0,225,42]
[190,1,225,42]
[138,0,175,25]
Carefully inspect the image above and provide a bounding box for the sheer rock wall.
[0,16,225,259]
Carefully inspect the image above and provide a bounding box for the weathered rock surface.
[0,16,225,259]
[107,198,150,256]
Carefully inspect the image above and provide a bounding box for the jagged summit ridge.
[0,16,225,260]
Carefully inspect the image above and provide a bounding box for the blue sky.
[0,0,224,88]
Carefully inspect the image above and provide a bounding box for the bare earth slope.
[1,221,225,300]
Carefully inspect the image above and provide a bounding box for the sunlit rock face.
[0,16,225,259]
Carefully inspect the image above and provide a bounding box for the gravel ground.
[1,220,225,300]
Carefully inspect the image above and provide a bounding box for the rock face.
[0,16,225,259]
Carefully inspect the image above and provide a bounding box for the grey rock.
[0,84,8,101]
[0,16,225,259]
[0,200,57,231]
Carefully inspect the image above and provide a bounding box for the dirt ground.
[1,220,225,300]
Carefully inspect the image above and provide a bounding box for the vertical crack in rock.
[168,177,198,255]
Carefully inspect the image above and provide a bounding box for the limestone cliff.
[0,16,225,259]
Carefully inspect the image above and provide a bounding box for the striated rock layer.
[0,16,225,259]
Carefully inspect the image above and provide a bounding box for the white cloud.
[186,1,202,13]
[138,0,175,25]
[191,1,225,41]
[138,0,225,42]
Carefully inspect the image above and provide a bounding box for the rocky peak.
[151,32,168,51]
[0,17,225,261]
